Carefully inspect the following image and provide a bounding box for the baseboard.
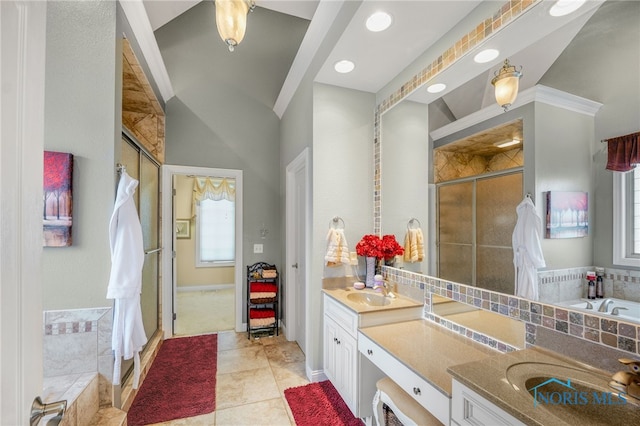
[308,367,327,383]
[177,284,234,292]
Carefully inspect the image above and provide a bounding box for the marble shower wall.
[43,307,112,404]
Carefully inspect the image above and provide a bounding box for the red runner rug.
[127,334,217,425]
[284,380,364,426]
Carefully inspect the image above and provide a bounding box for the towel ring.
[330,216,345,229]
[407,218,421,230]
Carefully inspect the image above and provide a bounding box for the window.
[192,176,236,267]
[613,167,640,266]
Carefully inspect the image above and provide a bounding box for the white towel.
[403,228,424,263]
[107,172,148,389]
[325,228,350,266]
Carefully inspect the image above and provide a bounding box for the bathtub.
[555,298,640,324]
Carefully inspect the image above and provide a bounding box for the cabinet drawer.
[324,294,358,337]
[451,380,525,426]
[358,333,450,425]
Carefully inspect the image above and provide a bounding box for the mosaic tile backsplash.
[384,266,640,357]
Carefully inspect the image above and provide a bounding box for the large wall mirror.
[379,0,639,325]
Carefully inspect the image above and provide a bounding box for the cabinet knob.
[336,339,341,345]
[413,387,421,395]
[367,349,373,355]
[333,337,337,343]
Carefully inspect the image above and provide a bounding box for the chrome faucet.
[598,298,615,313]
[373,281,396,298]
[611,307,628,316]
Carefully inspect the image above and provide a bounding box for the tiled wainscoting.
[42,308,115,424]
[384,266,640,360]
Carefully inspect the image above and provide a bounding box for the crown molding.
[430,84,602,141]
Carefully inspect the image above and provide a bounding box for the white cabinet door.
[323,313,358,416]
[323,315,340,384]
[338,329,357,413]
[451,380,525,426]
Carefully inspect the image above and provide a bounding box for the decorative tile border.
[373,0,540,234]
[383,266,640,356]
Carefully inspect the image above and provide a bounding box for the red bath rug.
[284,380,364,426]
[127,334,217,425]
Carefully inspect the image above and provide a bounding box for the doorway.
[161,165,243,338]
[285,148,310,355]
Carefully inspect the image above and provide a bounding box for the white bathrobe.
[107,171,147,389]
[512,197,546,300]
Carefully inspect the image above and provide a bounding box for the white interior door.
[286,149,309,355]
[1,1,47,423]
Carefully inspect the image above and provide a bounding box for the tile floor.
[146,330,309,425]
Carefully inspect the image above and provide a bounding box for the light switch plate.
[253,244,263,254]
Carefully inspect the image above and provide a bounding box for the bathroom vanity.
[322,289,423,418]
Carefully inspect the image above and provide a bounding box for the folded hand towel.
[249,308,275,319]
[325,228,350,266]
[250,282,277,293]
[250,292,277,300]
[404,228,425,263]
[250,317,276,327]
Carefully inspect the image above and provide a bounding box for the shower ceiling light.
[495,139,521,148]
[491,59,523,111]
[215,0,255,52]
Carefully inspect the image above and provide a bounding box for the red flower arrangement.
[356,234,404,261]
[381,234,404,261]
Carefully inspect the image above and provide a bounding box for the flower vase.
[365,256,376,288]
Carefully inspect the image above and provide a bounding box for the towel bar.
[330,216,345,229]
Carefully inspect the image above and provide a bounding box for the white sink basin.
[347,292,391,307]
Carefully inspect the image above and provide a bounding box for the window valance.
[605,131,640,172]
[192,177,235,217]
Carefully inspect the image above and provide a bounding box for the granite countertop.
[447,347,640,425]
[359,319,499,396]
[322,287,423,314]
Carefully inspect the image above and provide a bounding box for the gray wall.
[538,0,640,270]
[381,100,430,273]
[311,83,375,372]
[163,90,283,309]
[43,0,119,310]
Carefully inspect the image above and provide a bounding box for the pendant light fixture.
[491,59,523,111]
[215,0,255,52]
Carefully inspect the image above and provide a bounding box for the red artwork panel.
[43,151,73,247]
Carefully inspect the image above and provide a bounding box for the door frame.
[161,165,244,337]
[0,1,47,423]
[285,148,311,354]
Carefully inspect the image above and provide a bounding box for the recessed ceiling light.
[366,11,392,32]
[549,0,586,17]
[427,83,446,93]
[334,60,355,74]
[494,139,521,148]
[474,49,500,64]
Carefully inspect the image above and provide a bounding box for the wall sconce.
[215,0,255,52]
[491,59,523,111]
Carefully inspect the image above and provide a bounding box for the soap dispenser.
[595,267,604,298]
[587,272,596,300]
